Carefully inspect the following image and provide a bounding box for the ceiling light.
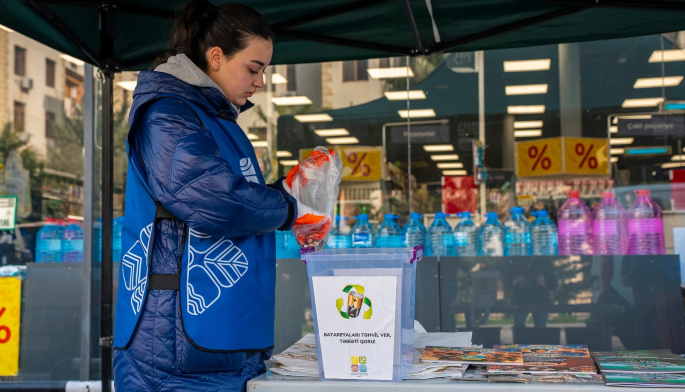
[611,157,619,163]
[314,128,349,137]
[60,54,84,66]
[514,121,543,129]
[507,105,545,114]
[503,59,551,72]
[610,138,634,145]
[442,170,468,176]
[272,73,287,84]
[247,133,259,140]
[612,115,653,124]
[622,98,664,108]
[610,148,625,155]
[272,96,312,106]
[662,162,685,169]
[0,24,14,33]
[384,90,426,100]
[625,147,670,156]
[326,137,359,145]
[367,67,414,79]
[431,154,459,161]
[649,50,685,63]
[610,126,618,133]
[514,129,542,137]
[423,145,454,152]
[294,114,333,122]
[280,160,299,166]
[634,76,683,88]
[398,109,436,118]
[672,155,685,161]
[251,141,268,148]
[437,162,464,169]
[117,81,137,91]
[276,151,292,158]
[505,84,548,95]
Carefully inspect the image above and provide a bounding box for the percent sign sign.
[348,152,371,176]
[0,307,9,344]
[575,143,597,169]
[528,145,552,171]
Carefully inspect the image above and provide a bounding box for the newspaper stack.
[270,334,319,377]
[269,331,475,380]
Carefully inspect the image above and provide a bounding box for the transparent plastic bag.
[288,147,343,250]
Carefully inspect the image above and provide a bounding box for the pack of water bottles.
[275,186,665,258]
[36,219,85,263]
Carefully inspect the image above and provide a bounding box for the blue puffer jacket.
[113,70,296,392]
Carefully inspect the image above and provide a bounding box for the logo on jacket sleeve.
[239,158,259,183]
[121,223,153,314]
[186,228,249,315]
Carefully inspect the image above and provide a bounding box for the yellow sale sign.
[299,147,382,182]
[0,277,21,376]
[516,138,563,177]
[563,137,610,175]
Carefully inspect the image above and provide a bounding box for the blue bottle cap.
[460,212,471,219]
[335,215,342,222]
[484,212,499,219]
[532,210,548,218]
[355,214,368,220]
[435,212,451,219]
[510,206,525,214]
[410,212,423,219]
[384,213,396,220]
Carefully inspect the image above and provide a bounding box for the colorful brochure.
[420,347,523,366]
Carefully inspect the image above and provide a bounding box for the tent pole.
[99,1,116,392]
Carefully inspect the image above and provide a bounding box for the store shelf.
[42,192,83,204]
[341,200,376,204]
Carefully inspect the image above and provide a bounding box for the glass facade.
[1,25,685,381]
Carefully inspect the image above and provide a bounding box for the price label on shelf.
[0,197,17,231]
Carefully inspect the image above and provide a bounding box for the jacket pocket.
[177,333,247,373]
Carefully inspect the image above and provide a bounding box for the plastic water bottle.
[531,210,558,255]
[453,212,478,256]
[479,212,505,256]
[352,213,374,248]
[593,192,626,255]
[426,212,455,256]
[284,230,301,257]
[504,206,532,256]
[276,230,287,258]
[628,189,665,255]
[113,217,123,262]
[376,214,403,248]
[558,190,593,255]
[62,221,84,262]
[403,212,426,248]
[328,215,352,249]
[36,218,63,262]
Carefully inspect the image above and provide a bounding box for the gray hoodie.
[154,53,240,119]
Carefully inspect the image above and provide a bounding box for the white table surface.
[247,373,679,391]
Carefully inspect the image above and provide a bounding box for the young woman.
[113,1,323,390]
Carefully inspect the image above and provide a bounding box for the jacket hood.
[129,54,253,126]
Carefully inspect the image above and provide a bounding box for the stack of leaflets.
[407,332,474,380]
[420,346,524,366]
[269,334,319,378]
[270,332,475,380]
[486,344,597,375]
[593,350,685,387]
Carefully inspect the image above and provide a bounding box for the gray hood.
[154,53,240,118]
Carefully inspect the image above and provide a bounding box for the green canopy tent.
[5,0,685,389]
